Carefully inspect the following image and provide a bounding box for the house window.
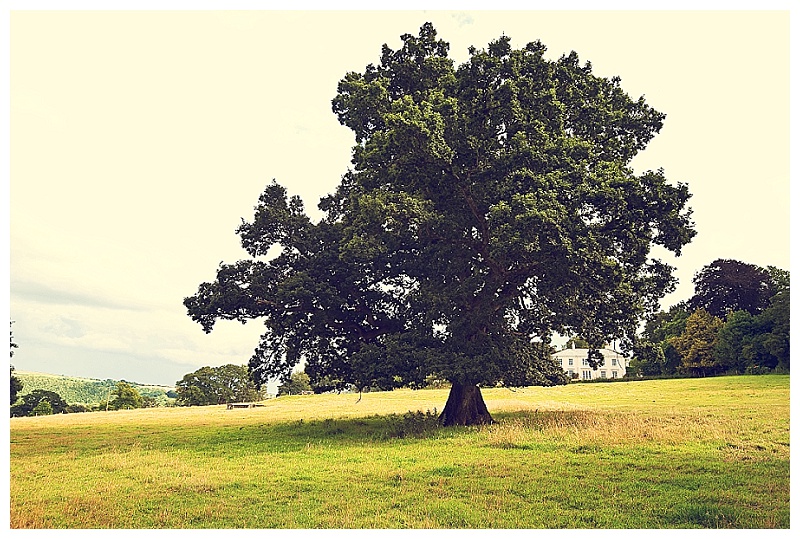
[600,371,607,378]
[612,358,617,366]
[568,370,574,378]
[582,359,589,366]
[582,371,592,380]
[568,358,574,366]
[612,371,618,379]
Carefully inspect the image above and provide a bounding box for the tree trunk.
[439,382,494,426]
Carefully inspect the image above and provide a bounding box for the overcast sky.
[4,5,793,389]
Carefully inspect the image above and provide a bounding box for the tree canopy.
[176,364,263,406]
[632,262,788,377]
[10,366,23,405]
[11,389,68,417]
[689,259,773,317]
[185,24,695,425]
[108,381,144,410]
[670,308,723,376]
[277,371,312,396]
[10,322,23,405]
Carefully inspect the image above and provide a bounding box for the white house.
[552,346,627,381]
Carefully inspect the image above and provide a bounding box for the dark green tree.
[689,259,772,317]
[10,322,23,404]
[108,381,144,410]
[141,395,160,408]
[715,310,763,373]
[11,389,68,417]
[766,266,790,297]
[175,385,207,407]
[628,340,667,377]
[636,302,690,375]
[11,366,23,405]
[185,24,694,425]
[702,265,789,374]
[277,371,312,396]
[176,364,263,406]
[32,399,53,416]
[671,308,723,376]
[65,403,92,413]
[753,286,790,371]
[642,302,690,343]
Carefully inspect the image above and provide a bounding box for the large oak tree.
[185,24,695,425]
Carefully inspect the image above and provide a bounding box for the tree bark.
[439,382,494,426]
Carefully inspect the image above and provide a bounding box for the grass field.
[9,375,790,529]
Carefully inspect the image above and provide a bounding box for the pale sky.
[4,5,793,389]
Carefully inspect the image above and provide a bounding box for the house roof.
[552,347,624,358]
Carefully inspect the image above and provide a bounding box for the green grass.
[10,375,789,528]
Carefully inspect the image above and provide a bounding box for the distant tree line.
[629,259,789,377]
[9,258,789,417]
[9,381,160,417]
[11,372,173,406]
[277,371,312,396]
[175,364,265,406]
[8,361,270,415]
[174,365,338,405]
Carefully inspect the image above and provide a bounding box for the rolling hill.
[13,371,176,406]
